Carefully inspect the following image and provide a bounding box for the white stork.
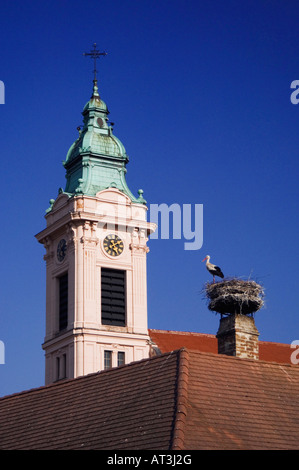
[202,255,224,283]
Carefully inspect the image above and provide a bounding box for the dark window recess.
[101,268,126,326]
[56,357,60,381]
[56,354,67,381]
[61,354,67,379]
[104,350,112,370]
[59,273,68,330]
[118,351,125,367]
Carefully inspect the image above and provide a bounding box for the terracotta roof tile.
[183,351,299,450]
[149,329,217,354]
[149,329,293,364]
[1,348,299,450]
[0,352,180,450]
[171,349,189,450]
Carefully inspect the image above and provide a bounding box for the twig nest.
[204,278,264,315]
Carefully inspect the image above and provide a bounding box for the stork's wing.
[214,266,224,278]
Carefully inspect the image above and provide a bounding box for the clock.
[103,234,124,257]
[57,239,67,262]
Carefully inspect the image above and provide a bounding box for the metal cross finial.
[83,43,107,81]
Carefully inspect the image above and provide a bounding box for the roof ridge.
[0,349,180,401]
[259,340,292,347]
[186,348,299,368]
[149,328,292,347]
[171,348,190,451]
[149,328,215,338]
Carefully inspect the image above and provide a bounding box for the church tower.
[36,50,156,385]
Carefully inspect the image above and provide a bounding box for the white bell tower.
[36,50,156,384]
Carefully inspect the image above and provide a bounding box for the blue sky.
[0,0,298,396]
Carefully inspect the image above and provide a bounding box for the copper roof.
[1,348,299,450]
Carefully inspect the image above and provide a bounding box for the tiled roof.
[149,329,293,364]
[149,329,217,354]
[1,348,299,450]
[184,350,299,449]
[0,352,179,450]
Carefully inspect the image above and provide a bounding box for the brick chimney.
[216,314,259,360]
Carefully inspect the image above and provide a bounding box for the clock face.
[103,234,124,257]
[57,239,67,262]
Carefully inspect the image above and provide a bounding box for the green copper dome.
[61,80,144,204]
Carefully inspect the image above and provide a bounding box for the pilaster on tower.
[35,53,156,385]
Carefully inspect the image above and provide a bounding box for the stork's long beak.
[202,257,207,262]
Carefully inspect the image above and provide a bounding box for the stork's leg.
[213,276,215,284]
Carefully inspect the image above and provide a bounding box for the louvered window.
[101,268,126,326]
[59,273,68,331]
